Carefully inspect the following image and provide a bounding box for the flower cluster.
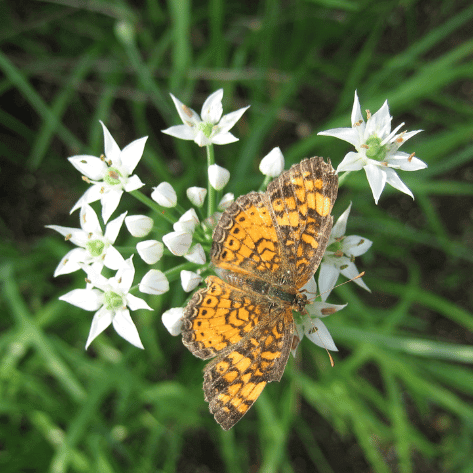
[49,87,426,360]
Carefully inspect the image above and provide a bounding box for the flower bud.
[162,231,192,256]
[180,270,202,292]
[208,164,230,190]
[259,147,285,177]
[173,208,199,233]
[162,307,184,336]
[139,269,169,295]
[151,182,177,208]
[218,193,234,210]
[125,215,154,237]
[184,243,206,264]
[136,240,164,264]
[186,187,207,207]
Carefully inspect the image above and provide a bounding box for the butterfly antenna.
[317,271,365,300]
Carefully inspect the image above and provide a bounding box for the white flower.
[218,193,234,210]
[259,147,285,177]
[59,256,150,349]
[292,277,344,356]
[162,89,250,147]
[46,204,126,277]
[125,215,154,237]
[187,187,207,207]
[136,240,164,264]
[162,307,185,336]
[180,270,202,292]
[173,209,199,233]
[318,203,372,301]
[184,244,206,265]
[162,231,192,256]
[208,164,230,190]
[139,269,169,295]
[151,182,177,208]
[318,91,426,204]
[69,122,147,223]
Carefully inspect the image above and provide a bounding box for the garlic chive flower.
[318,91,426,204]
[162,231,193,256]
[208,164,230,190]
[292,277,344,356]
[184,243,206,265]
[218,193,234,210]
[259,147,285,177]
[59,257,150,349]
[46,204,125,277]
[318,203,372,301]
[162,89,250,147]
[69,122,147,223]
[173,209,199,233]
[162,307,185,336]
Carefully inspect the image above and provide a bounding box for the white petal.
[336,152,365,172]
[331,202,352,239]
[364,163,386,204]
[218,193,234,210]
[100,121,122,164]
[112,309,144,349]
[180,270,202,292]
[53,248,87,276]
[115,256,135,293]
[102,245,125,270]
[101,189,123,224]
[318,263,340,302]
[104,211,127,243]
[306,301,347,319]
[388,152,427,171]
[217,106,250,133]
[82,264,110,291]
[201,89,224,123]
[300,276,318,303]
[194,130,212,147]
[126,293,152,311]
[120,136,147,174]
[136,240,164,264]
[68,155,108,180]
[70,183,104,214]
[259,147,285,177]
[161,124,196,141]
[123,174,145,192]
[125,215,154,237]
[162,307,184,336]
[369,100,391,137]
[169,93,201,126]
[210,131,239,145]
[139,269,169,295]
[151,182,177,208]
[45,225,88,248]
[173,208,199,233]
[184,243,206,264]
[306,318,338,351]
[340,262,371,292]
[384,167,414,199]
[351,90,363,126]
[208,164,230,190]
[318,127,360,147]
[80,204,102,234]
[186,187,207,207]
[59,288,103,311]
[342,235,372,257]
[162,231,192,256]
[85,306,113,348]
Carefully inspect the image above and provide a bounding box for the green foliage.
[1,0,472,471]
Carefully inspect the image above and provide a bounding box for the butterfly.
[182,157,338,429]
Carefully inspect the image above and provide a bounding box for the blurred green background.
[1,1,473,472]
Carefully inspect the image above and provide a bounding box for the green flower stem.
[259,175,272,192]
[164,262,210,281]
[206,144,216,218]
[337,171,351,187]
[130,190,176,225]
